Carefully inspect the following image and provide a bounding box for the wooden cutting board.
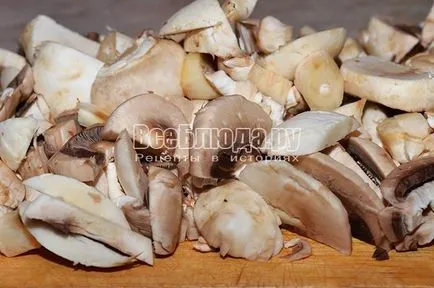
[0,230,433,288]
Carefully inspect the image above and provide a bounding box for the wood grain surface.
[1,230,433,288]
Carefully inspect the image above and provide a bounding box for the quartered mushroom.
[377,113,432,163]
[102,93,190,177]
[338,38,366,62]
[32,42,104,117]
[194,180,283,260]
[237,21,258,54]
[293,153,391,256]
[257,28,346,79]
[237,160,352,254]
[20,15,100,63]
[48,126,106,183]
[405,52,434,73]
[17,94,53,136]
[361,102,388,147]
[422,4,434,47]
[341,56,434,112]
[253,16,293,54]
[294,50,344,111]
[190,95,272,179]
[0,210,40,257]
[148,167,183,255]
[43,111,82,157]
[363,17,419,62]
[262,111,359,156]
[91,37,185,113]
[18,142,49,180]
[0,48,27,89]
[182,53,220,100]
[346,137,397,181]
[217,56,254,81]
[379,157,434,244]
[0,160,25,209]
[0,117,38,171]
[334,98,366,124]
[222,0,258,25]
[77,103,109,128]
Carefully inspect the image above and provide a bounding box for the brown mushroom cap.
[102,93,190,177]
[238,160,352,255]
[148,167,183,255]
[191,95,272,179]
[48,126,106,183]
[293,153,391,253]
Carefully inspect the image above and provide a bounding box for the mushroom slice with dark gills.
[102,93,190,178]
[379,156,434,244]
[395,211,434,252]
[346,137,397,181]
[48,126,106,184]
[190,95,272,179]
[194,180,283,261]
[148,167,183,255]
[237,160,352,255]
[293,153,391,257]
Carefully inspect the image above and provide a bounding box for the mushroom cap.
[238,160,352,254]
[91,39,185,114]
[190,95,272,179]
[341,56,434,112]
[148,167,183,255]
[194,180,283,261]
[33,42,104,117]
[102,93,190,176]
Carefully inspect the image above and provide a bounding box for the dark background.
[0,0,432,51]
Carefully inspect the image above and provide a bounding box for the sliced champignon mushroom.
[422,4,434,47]
[217,56,254,81]
[261,111,359,156]
[106,162,125,200]
[96,31,135,65]
[22,194,153,265]
[43,111,82,157]
[120,202,152,238]
[284,86,308,119]
[324,144,382,198]
[222,0,258,26]
[194,180,283,260]
[48,126,106,183]
[159,0,226,36]
[180,206,200,242]
[205,70,258,103]
[257,28,346,79]
[0,160,25,209]
[361,102,388,147]
[341,56,434,112]
[0,117,38,171]
[293,153,391,254]
[237,161,352,254]
[347,137,397,181]
[91,37,185,114]
[94,167,109,198]
[405,52,434,73]
[282,239,312,262]
[0,210,40,257]
[114,130,148,206]
[33,42,104,117]
[20,15,99,64]
[254,16,293,54]
[377,113,432,163]
[236,21,258,55]
[77,102,109,128]
[294,50,344,111]
[18,142,49,180]
[148,167,183,255]
[190,95,272,179]
[395,212,434,251]
[0,48,26,89]
[334,98,367,124]
[248,63,293,106]
[17,94,53,136]
[181,53,220,100]
[338,38,366,62]
[379,157,434,243]
[23,174,130,228]
[363,17,419,62]
[102,93,190,177]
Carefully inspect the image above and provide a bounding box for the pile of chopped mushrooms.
[1,0,434,267]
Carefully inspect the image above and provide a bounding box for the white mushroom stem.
[33,42,104,117]
[0,210,40,257]
[255,16,293,54]
[205,70,257,102]
[218,56,254,81]
[361,103,387,147]
[20,15,99,63]
[23,194,153,265]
